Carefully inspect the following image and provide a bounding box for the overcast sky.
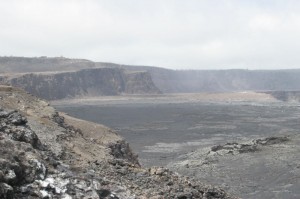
[1,0,300,70]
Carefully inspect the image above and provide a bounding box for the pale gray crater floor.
[54,97,300,199]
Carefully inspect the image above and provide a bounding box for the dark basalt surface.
[56,99,300,199]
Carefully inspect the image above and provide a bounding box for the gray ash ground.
[54,99,300,199]
[54,101,300,166]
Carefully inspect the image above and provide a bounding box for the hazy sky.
[1,0,300,70]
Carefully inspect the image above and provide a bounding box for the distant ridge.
[120,64,300,93]
[1,56,300,100]
[0,57,161,100]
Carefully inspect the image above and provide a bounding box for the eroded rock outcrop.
[210,136,289,155]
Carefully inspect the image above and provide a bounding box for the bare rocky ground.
[53,92,300,199]
[0,86,235,199]
[168,135,300,199]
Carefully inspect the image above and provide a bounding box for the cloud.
[0,0,300,69]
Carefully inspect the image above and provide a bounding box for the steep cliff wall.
[3,56,300,96]
[2,68,161,100]
[123,71,161,94]
[120,65,300,93]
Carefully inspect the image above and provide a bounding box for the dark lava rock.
[8,111,27,125]
[210,136,289,155]
[0,183,14,199]
[11,127,42,149]
[108,140,140,166]
[256,136,289,145]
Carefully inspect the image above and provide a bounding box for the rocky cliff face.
[2,56,300,99]
[120,65,300,93]
[1,68,161,100]
[0,86,235,199]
